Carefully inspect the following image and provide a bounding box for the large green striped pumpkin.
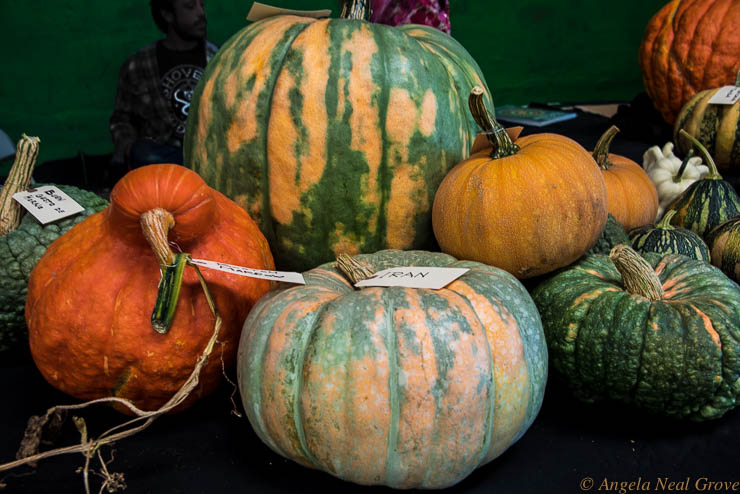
[532,245,740,421]
[237,250,547,488]
[184,0,491,271]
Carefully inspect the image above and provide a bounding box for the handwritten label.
[708,86,740,105]
[13,186,85,224]
[355,267,469,290]
[247,2,332,22]
[189,258,305,284]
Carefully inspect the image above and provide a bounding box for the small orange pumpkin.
[432,87,608,279]
[26,164,275,412]
[591,125,659,230]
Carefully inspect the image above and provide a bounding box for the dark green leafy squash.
[585,213,629,256]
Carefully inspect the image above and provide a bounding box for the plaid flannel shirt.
[109,40,218,165]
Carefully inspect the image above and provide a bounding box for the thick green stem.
[678,129,722,180]
[673,149,694,183]
[336,253,375,286]
[609,245,664,301]
[0,134,40,235]
[592,125,619,170]
[656,210,677,230]
[151,253,189,334]
[469,86,519,159]
[340,0,371,20]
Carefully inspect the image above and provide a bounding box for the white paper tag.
[12,185,86,224]
[189,258,305,284]
[247,2,332,22]
[708,86,740,105]
[355,267,469,290]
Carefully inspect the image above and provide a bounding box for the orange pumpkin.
[432,87,608,279]
[26,164,274,412]
[638,0,740,125]
[591,125,659,230]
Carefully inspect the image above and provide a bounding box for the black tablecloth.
[2,100,738,494]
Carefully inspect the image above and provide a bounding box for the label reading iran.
[355,267,469,290]
[708,85,740,105]
[12,186,86,224]
[189,258,306,284]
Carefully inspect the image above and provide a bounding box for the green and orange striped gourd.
[237,249,547,488]
[674,72,740,173]
[664,130,740,238]
[705,214,740,282]
[184,0,492,271]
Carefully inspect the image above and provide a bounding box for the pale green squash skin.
[184,16,492,271]
[237,250,547,489]
[533,252,740,421]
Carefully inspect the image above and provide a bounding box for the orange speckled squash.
[432,87,608,279]
[26,164,274,412]
[237,250,547,489]
[591,126,659,230]
[638,0,740,125]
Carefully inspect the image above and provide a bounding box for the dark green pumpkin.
[629,209,710,262]
[0,183,108,352]
[664,130,740,238]
[705,214,740,283]
[184,0,491,271]
[585,213,629,256]
[532,244,740,421]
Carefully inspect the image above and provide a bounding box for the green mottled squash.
[532,245,740,421]
[184,0,492,271]
[237,249,547,488]
[705,214,740,282]
[665,130,740,238]
[0,135,108,353]
[585,213,629,256]
[629,209,710,262]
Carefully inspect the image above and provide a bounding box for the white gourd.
[643,142,709,220]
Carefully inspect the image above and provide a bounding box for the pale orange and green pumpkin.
[237,250,547,489]
[184,0,492,271]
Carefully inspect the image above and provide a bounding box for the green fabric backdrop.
[0,0,666,164]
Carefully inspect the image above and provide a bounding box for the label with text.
[247,2,332,22]
[189,258,305,284]
[12,186,86,224]
[355,267,469,290]
[708,85,740,105]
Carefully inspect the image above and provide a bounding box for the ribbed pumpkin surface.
[638,0,740,125]
[237,250,547,488]
[533,252,740,420]
[629,211,710,261]
[674,87,740,172]
[184,16,491,271]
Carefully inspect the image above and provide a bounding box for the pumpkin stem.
[673,148,695,183]
[609,245,664,301]
[592,125,619,170]
[469,86,520,159]
[656,209,677,230]
[0,134,40,235]
[140,208,176,268]
[336,253,376,285]
[735,71,740,86]
[678,129,722,180]
[340,0,371,21]
[151,253,189,334]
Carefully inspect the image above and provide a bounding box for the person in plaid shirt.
[110,0,217,170]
